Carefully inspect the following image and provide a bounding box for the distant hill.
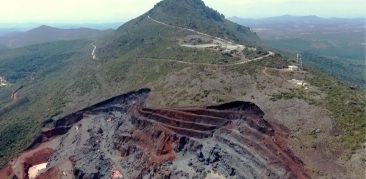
[230,15,366,87]
[229,15,365,25]
[56,22,123,30]
[0,28,20,37]
[0,25,114,48]
[0,45,6,49]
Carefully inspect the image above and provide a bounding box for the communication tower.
[296,53,303,70]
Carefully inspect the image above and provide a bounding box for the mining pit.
[0,88,309,179]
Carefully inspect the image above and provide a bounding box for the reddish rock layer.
[131,101,309,179]
[23,148,56,179]
[1,89,309,179]
[0,164,13,179]
[133,124,177,164]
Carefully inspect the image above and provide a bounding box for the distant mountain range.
[0,25,114,48]
[229,15,365,25]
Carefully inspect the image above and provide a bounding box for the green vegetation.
[0,40,88,83]
[141,46,234,64]
[232,52,365,150]
[231,54,290,74]
[302,52,365,88]
[0,2,259,164]
[270,88,320,106]
[306,69,366,150]
[0,25,113,48]
[147,0,259,45]
[97,16,191,60]
[267,36,365,60]
[243,47,269,59]
[266,68,281,77]
[0,0,363,171]
[269,67,365,150]
[0,119,35,162]
[265,37,365,88]
[0,40,93,166]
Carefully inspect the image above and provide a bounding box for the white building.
[0,76,8,87]
[288,65,299,71]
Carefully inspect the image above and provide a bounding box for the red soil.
[0,164,13,179]
[23,148,56,179]
[133,124,177,164]
[2,145,56,179]
[132,101,310,178]
[24,148,55,166]
[1,89,310,178]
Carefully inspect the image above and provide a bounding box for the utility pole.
[296,53,307,87]
[296,53,303,70]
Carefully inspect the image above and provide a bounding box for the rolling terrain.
[0,25,113,48]
[230,15,366,87]
[0,0,365,178]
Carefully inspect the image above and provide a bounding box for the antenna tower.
[296,53,303,70]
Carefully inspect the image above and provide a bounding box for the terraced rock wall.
[0,88,309,179]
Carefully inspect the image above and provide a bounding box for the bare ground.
[145,64,365,178]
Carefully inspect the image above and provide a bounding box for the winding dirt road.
[137,51,274,66]
[11,85,24,101]
[148,15,236,45]
[146,15,274,66]
[91,43,97,60]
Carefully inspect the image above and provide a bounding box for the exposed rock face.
[1,88,309,179]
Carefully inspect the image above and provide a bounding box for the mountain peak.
[36,25,56,30]
[154,0,206,9]
[107,0,260,60]
[149,0,225,23]
[131,0,259,44]
[29,25,59,33]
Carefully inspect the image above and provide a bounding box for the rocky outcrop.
[1,88,309,179]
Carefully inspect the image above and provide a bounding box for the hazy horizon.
[0,0,365,25]
[0,15,364,29]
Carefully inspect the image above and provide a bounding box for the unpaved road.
[91,43,97,60]
[11,85,24,101]
[148,15,236,45]
[148,15,243,50]
[137,51,274,67]
[146,15,274,66]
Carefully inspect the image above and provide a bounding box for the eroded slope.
[1,89,308,179]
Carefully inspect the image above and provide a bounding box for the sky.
[0,0,365,24]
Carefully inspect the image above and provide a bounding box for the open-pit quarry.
[0,88,309,179]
